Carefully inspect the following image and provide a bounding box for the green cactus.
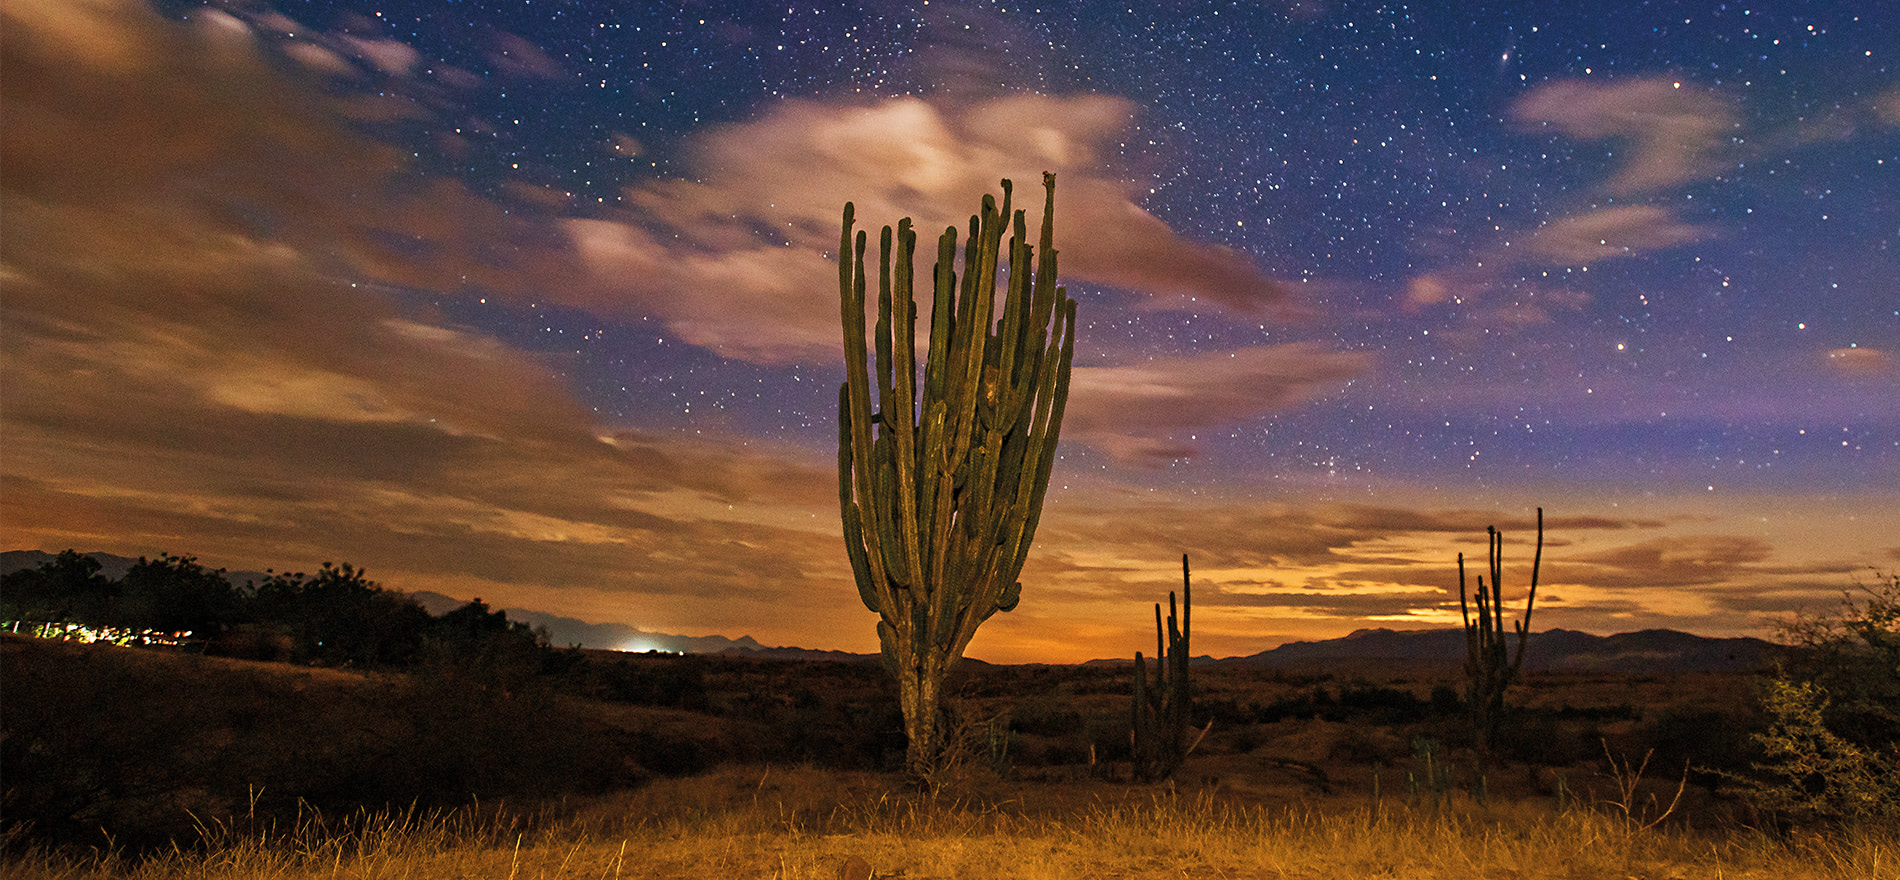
[1132,554,1196,782]
[1460,507,1543,757]
[837,174,1076,780]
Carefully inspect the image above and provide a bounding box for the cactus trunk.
[837,175,1076,782]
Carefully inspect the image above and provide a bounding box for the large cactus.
[837,174,1077,779]
[1459,507,1543,756]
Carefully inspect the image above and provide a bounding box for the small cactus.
[1132,554,1199,781]
[1460,507,1543,756]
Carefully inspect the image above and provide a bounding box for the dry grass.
[7,766,1893,880]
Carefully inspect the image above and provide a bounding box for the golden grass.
[7,766,1893,880]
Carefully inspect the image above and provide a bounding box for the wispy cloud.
[1403,78,1735,318]
[1513,77,1738,194]
[1065,344,1373,465]
[1520,206,1711,265]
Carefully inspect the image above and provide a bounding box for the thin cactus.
[1132,554,1200,782]
[837,174,1077,781]
[1459,507,1543,757]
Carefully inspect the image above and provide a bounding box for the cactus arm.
[839,206,897,621]
[838,387,879,613]
[1511,508,1544,672]
[887,219,929,597]
[1005,297,1073,580]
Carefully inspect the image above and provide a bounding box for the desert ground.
[3,634,1892,879]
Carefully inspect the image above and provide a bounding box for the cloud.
[341,34,420,75]
[1520,206,1711,266]
[1513,77,1738,194]
[3,0,586,309]
[488,31,563,79]
[0,0,164,74]
[1064,343,1373,464]
[1825,346,1893,377]
[567,94,1291,363]
[1405,78,1735,321]
[1032,498,1637,578]
[1403,209,1701,321]
[1877,88,1900,127]
[1557,535,1783,591]
[0,0,868,647]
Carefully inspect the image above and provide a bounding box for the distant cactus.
[1132,554,1202,781]
[837,175,1076,781]
[1460,507,1543,756]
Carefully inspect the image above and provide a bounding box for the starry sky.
[3,0,1896,663]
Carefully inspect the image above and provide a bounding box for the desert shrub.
[1740,571,1900,823]
[1246,684,1432,725]
[1740,675,1899,822]
[1495,712,1599,766]
[1428,684,1464,717]
[1328,723,1408,764]
[1551,701,1640,721]
[1199,696,1266,726]
[623,728,713,777]
[1011,695,1084,737]
[1336,683,1430,724]
[1630,708,1755,778]
[1084,713,1132,763]
[584,655,714,709]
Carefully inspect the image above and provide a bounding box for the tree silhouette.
[1,550,115,625]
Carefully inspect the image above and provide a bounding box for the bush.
[1741,570,1900,822]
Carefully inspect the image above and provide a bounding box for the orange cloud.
[1826,346,1893,377]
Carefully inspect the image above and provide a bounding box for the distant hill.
[1205,626,1783,674]
[405,590,786,656]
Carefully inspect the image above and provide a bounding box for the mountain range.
[6,549,1780,671]
[1203,625,1782,674]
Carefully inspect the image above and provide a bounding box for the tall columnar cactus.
[837,174,1077,780]
[1132,554,1196,782]
[1460,507,1543,756]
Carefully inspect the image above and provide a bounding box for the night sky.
[4,0,1895,662]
